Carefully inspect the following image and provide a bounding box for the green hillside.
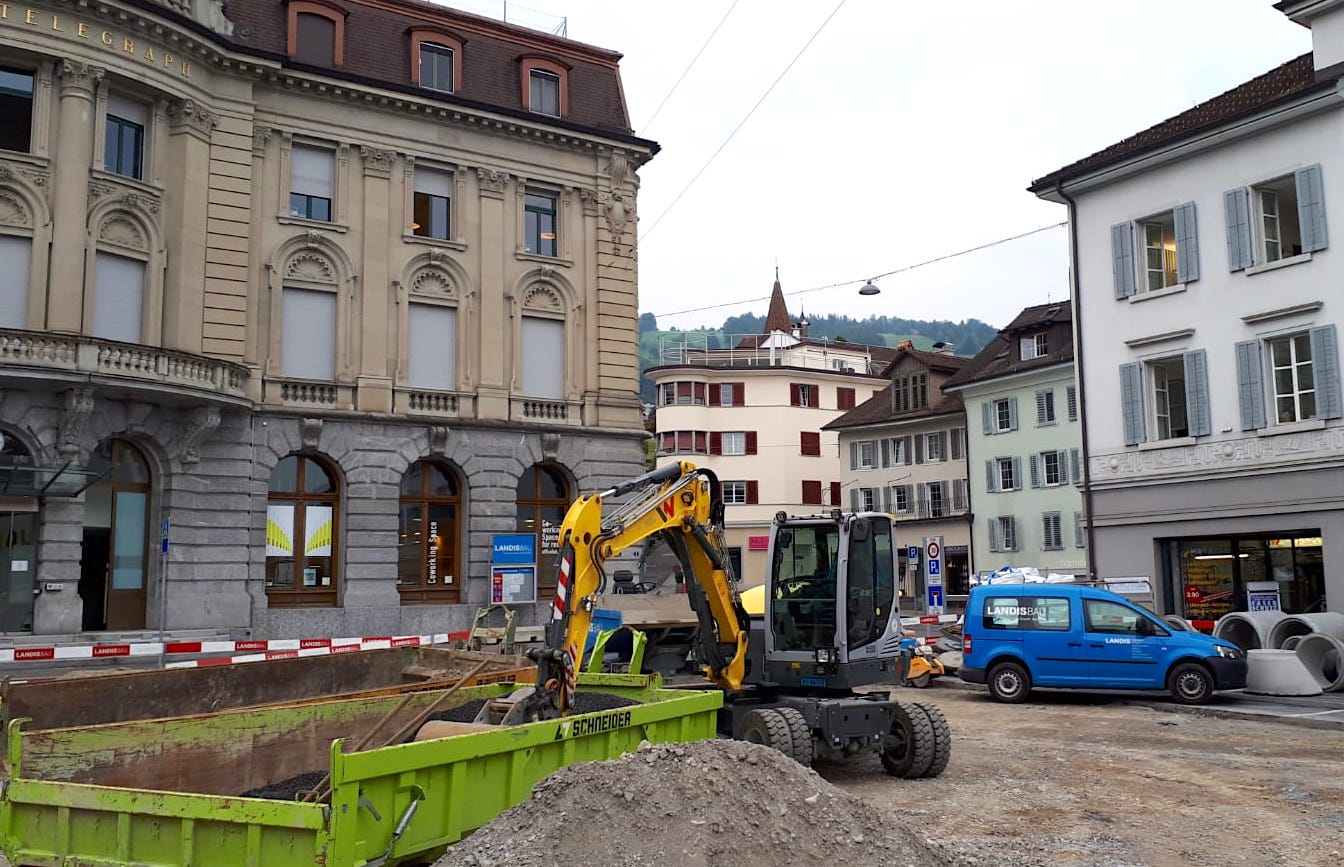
[637,313,998,402]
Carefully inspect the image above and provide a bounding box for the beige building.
[646,279,891,583]
[0,0,654,635]
[825,345,972,607]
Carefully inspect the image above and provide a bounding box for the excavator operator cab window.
[771,524,839,652]
[846,517,895,650]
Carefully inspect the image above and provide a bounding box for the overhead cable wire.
[638,0,740,134]
[649,220,1069,319]
[638,0,849,243]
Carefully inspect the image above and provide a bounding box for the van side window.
[982,596,1071,631]
[1084,599,1162,635]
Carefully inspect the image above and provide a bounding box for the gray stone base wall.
[0,387,645,637]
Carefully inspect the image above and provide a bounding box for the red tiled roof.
[1029,53,1322,193]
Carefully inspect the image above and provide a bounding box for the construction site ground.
[824,684,1344,867]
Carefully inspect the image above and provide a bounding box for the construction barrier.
[0,632,462,665]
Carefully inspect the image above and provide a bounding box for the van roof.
[971,583,1106,596]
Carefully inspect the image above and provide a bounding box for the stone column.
[475,169,510,419]
[355,147,394,412]
[162,100,216,353]
[47,61,103,334]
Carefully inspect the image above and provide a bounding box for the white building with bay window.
[1030,0,1344,624]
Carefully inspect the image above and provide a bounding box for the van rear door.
[1082,597,1166,687]
[982,593,1084,686]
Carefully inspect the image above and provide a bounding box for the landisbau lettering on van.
[989,605,1047,618]
[554,709,632,739]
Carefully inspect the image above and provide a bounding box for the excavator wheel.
[774,706,815,766]
[905,700,951,778]
[738,708,793,757]
[879,701,936,779]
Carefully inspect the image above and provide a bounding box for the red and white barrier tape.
[899,614,963,626]
[0,632,456,664]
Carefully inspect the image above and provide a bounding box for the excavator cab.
[756,511,906,691]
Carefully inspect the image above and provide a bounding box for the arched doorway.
[80,439,152,631]
[516,463,571,599]
[397,461,462,604]
[0,430,38,632]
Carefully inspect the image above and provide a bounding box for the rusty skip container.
[0,673,720,867]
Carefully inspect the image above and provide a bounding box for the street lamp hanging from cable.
[858,279,880,296]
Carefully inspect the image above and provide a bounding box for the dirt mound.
[435,738,963,867]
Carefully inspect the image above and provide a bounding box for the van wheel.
[987,661,1032,703]
[1168,662,1213,704]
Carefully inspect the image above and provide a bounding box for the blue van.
[960,583,1247,704]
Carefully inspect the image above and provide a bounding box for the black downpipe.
[1056,182,1099,579]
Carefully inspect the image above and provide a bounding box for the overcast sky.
[444,1,1311,331]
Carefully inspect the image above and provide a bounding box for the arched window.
[288,2,345,67]
[516,463,570,597]
[398,461,462,603]
[82,439,152,631]
[0,184,35,329]
[266,454,338,606]
[0,428,36,632]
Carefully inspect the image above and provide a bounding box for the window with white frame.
[529,69,561,117]
[924,481,945,518]
[521,315,564,398]
[721,431,747,456]
[658,431,708,455]
[662,381,707,406]
[1270,333,1316,423]
[1141,211,1177,291]
[890,485,911,514]
[859,487,878,511]
[722,481,748,505]
[1042,511,1063,551]
[1035,389,1056,426]
[995,456,1016,492]
[0,235,31,328]
[290,144,334,222]
[882,436,910,467]
[419,42,455,92]
[1253,176,1302,262]
[1021,332,1049,360]
[990,516,1017,552]
[924,431,945,462]
[1150,356,1189,440]
[0,66,35,153]
[1042,450,1063,486]
[92,252,145,343]
[524,189,558,256]
[105,94,147,180]
[281,286,336,380]
[412,168,452,241]
[995,398,1013,432]
[407,302,456,390]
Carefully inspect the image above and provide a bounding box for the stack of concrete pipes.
[1214,611,1344,694]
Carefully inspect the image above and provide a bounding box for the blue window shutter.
[1224,188,1252,271]
[1111,222,1136,299]
[985,459,997,493]
[1183,349,1211,437]
[1119,362,1146,446]
[1007,396,1019,431]
[981,400,993,435]
[1296,164,1328,253]
[1234,340,1267,430]
[1174,201,1200,283]
[1310,325,1342,419]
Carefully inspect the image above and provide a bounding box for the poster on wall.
[491,565,536,604]
[266,504,295,557]
[304,505,333,557]
[541,520,560,557]
[1181,551,1235,620]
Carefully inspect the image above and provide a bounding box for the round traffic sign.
[926,540,940,560]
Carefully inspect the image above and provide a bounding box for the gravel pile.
[435,738,965,867]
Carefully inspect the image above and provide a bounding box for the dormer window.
[410,31,464,93]
[520,57,568,117]
[1021,332,1048,360]
[287,2,346,67]
[892,372,928,412]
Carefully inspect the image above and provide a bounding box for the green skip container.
[0,672,720,867]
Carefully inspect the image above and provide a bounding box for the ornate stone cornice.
[176,406,222,465]
[361,146,395,178]
[59,387,95,459]
[58,61,104,98]
[476,168,510,196]
[1091,427,1344,487]
[167,100,218,138]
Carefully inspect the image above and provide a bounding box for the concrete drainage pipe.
[1281,635,1304,651]
[1294,633,1344,692]
[1267,613,1344,649]
[1214,611,1287,651]
[1244,649,1323,696]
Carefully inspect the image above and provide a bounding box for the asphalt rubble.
[434,737,968,867]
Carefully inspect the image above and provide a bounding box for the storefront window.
[397,461,461,604]
[1175,532,1325,624]
[516,464,570,598]
[0,430,36,632]
[266,454,338,606]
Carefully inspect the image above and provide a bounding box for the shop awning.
[0,459,109,499]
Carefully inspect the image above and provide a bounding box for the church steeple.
[763,267,792,334]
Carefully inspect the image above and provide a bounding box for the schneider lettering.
[567,710,631,737]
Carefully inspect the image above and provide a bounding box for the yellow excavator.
[491,460,950,777]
